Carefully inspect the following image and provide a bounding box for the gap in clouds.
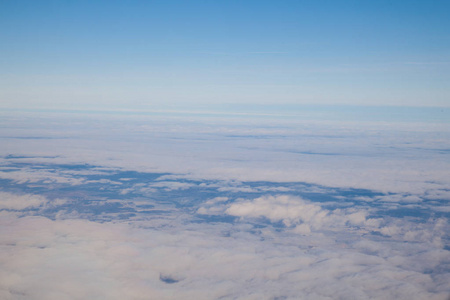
[0,159,448,237]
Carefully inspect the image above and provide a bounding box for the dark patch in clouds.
[159,274,181,284]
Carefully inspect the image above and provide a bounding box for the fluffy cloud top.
[0,192,49,210]
[207,195,381,234]
[1,213,449,300]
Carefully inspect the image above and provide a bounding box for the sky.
[0,2,450,299]
[1,0,450,110]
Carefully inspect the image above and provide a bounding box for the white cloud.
[0,168,85,186]
[1,111,450,197]
[372,194,423,203]
[196,197,229,215]
[214,195,382,233]
[0,192,51,210]
[1,111,449,299]
[0,212,448,300]
[149,181,194,191]
[226,195,322,227]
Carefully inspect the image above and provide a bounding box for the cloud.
[198,193,449,248]
[1,111,449,299]
[0,192,64,210]
[149,181,194,191]
[2,110,450,197]
[200,195,382,234]
[196,197,229,215]
[0,168,85,186]
[0,212,448,300]
[225,195,324,227]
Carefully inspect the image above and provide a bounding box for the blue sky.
[1,0,450,110]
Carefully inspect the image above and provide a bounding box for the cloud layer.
[0,111,449,299]
[1,210,448,300]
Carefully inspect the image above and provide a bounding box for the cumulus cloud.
[196,197,229,215]
[0,168,85,186]
[0,212,449,300]
[199,195,382,234]
[0,192,63,210]
[199,194,449,249]
[225,195,325,227]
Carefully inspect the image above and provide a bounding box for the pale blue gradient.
[1,0,450,109]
